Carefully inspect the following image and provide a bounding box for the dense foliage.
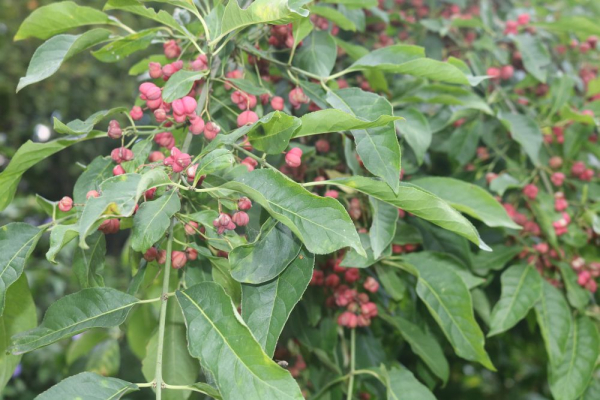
[1,0,600,399]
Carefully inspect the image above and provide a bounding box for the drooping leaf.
[242,248,314,356]
[213,170,364,256]
[0,276,36,392]
[230,219,302,284]
[556,261,591,311]
[341,233,376,268]
[327,88,402,193]
[162,70,209,103]
[293,30,337,77]
[498,112,543,166]
[381,365,437,400]
[45,225,78,263]
[513,34,551,83]
[247,112,302,154]
[308,5,357,31]
[549,316,599,400]
[488,264,542,336]
[294,109,403,138]
[54,108,128,136]
[10,288,139,354]
[401,84,492,114]
[131,190,181,252]
[374,265,406,301]
[15,1,112,41]
[395,108,432,165]
[73,156,113,204]
[472,244,521,275]
[92,28,160,63]
[34,372,137,400]
[0,223,43,315]
[412,177,521,230]
[104,0,185,35]
[401,253,495,370]
[73,231,106,288]
[17,29,112,92]
[225,78,271,96]
[369,197,398,259]
[176,282,304,400]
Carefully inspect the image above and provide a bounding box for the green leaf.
[0,276,36,392]
[412,177,521,230]
[309,5,356,31]
[216,170,364,256]
[448,123,479,166]
[472,244,521,275]
[380,312,449,384]
[10,288,139,354]
[126,304,155,359]
[17,29,111,92]
[369,197,398,259]
[131,190,181,252]
[225,78,271,96]
[46,224,78,263]
[92,28,159,63]
[189,383,223,399]
[294,109,403,138]
[73,156,113,204]
[327,88,402,193]
[513,34,551,83]
[34,372,137,400]
[395,108,431,165]
[66,329,109,366]
[162,70,208,103]
[401,253,495,370]
[535,280,572,368]
[15,1,111,41]
[0,132,105,212]
[247,111,302,154]
[54,108,128,136]
[104,0,185,35]
[322,0,377,7]
[176,282,304,400]
[374,265,406,301]
[498,111,543,166]
[549,76,575,117]
[488,264,542,336]
[86,339,120,376]
[581,379,600,400]
[122,138,153,173]
[73,231,106,288]
[195,149,235,181]
[128,55,168,76]
[230,219,302,284]
[381,365,437,400]
[322,176,486,249]
[535,17,600,39]
[0,223,43,316]
[293,30,337,78]
[291,17,313,49]
[346,45,470,85]
[215,0,308,44]
[242,248,314,356]
[550,316,599,400]
[341,233,376,268]
[401,84,492,114]
[556,262,591,311]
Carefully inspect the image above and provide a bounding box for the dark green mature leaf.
[0,223,43,316]
[217,170,364,256]
[247,112,302,154]
[341,233,376,268]
[73,157,113,203]
[230,219,302,284]
[15,1,111,41]
[380,312,449,383]
[104,0,185,35]
[293,30,337,77]
[401,84,492,114]
[309,5,356,31]
[556,262,590,311]
[381,365,437,400]
[498,112,543,166]
[35,372,137,400]
[189,383,223,399]
[0,276,36,392]
[92,28,159,63]
[176,282,304,400]
[535,280,571,368]
[226,78,271,96]
[242,248,314,356]
[346,45,471,85]
[195,149,235,181]
[412,177,521,230]
[402,253,495,370]
[374,265,406,301]
[369,197,398,259]
[550,316,599,400]
[10,288,139,354]
[395,108,431,165]
[448,123,479,166]
[294,109,402,138]
[327,88,401,193]
[66,330,109,366]
[85,339,120,376]
[322,176,486,249]
[513,34,551,83]
[581,379,600,400]
[54,108,127,136]
[17,29,111,92]
[162,70,209,103]
[472,244,521,275]
[131,190,180,252]
[488,264,542,336]
[73,231,106,288]
[0,131,105,212]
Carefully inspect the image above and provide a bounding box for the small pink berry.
[324,190,339,199]
[344,268,360,283]
[172,96,197,116]
[154,132,175,149]
[186,247,198,261]
[571,161,586,177]
[232,211,250,226]
[163,40,181,59]
[337,311,358,328]
[171,251,187,269]
[189,116,205,135]
[130,106,143,120]
[238,197,252,211]
[98,218,120,234]
[111,147,134,164]
[58,196,73,212]
[363,277,379,293]
[187,163,198,182]
[86,190,100,199]
[113,165,125,176]
[204,122,221,140]
[288,87,310,109]
[522,184,539,200]
[315,139,330,153]
[149,151,165,162]
[144,247,158,262]
[149,62,163,79]
[517,13,530,26]
[157,250,167,264]
[361,302,378,318]
[271,96,285,111]
[500,65,514,80]
[549,156,563,169]
[487,67,500,80]
[285,147,303,168]
[578,270,591,286]
[185,221,199,235]
[107,120,122,139]
[237,111,259,127]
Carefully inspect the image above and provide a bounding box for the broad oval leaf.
[230,219,302,284]
[92,28,160,63]
[395,108,431,165]
[15,1,111,41]
[513,34,551,83]
[17,29,111,92]
[412,177,521,230]
[247,112,302,154]
[369,197,398,259]
[294,109,403,138]
[472,244,521,275]
[10,288,139,354]
[242,248,314,356]
[73,231,106,288]
[216,170,364,256]
[293,30,337,78]
[35,372,137,400]
[162,70,208,103]
[131,190,181,252]
[194,149,235,183]
[381,365,437,400]
[488,264,542,336]
[73,156,113,204]
[175,282,304,400]
[498,112,543,166]
[550,316,600,400]
[401,253,495,370]
[0,223,43,315]
[309,5,357,31]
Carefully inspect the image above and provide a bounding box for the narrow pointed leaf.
[104,0,185,35]
[472,244,521,275]
[176,282,304,400]
[513,34,551,83]
[54,108,128,136]
[395,108,431,165]
[369,197,398,259]
[73,231,106,288]
[92,28,160,63]
[73,156,113,203]
[242,248,314,356]
[0,223,43,315]
[10,288,139,354]
[294,109,402,138]
[498,112,543,166]
[34,372,137,400]
[131,190,181,252]
[488,264,542,336]
[381,365,437,400]
[46,224,78,263]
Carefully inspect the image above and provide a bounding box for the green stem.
[346,328,356,400]
[154,218,176,400]
[231,144,278,171]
